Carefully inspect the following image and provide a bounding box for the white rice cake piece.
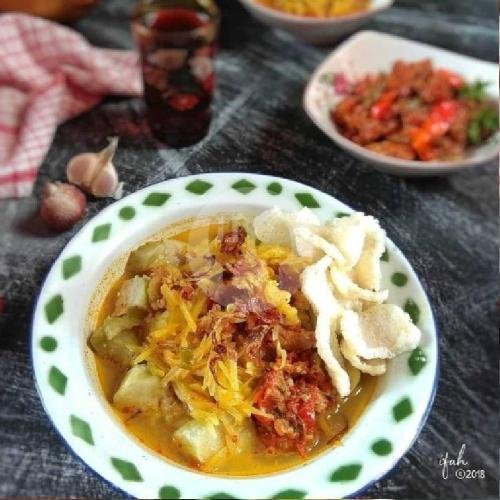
[173,420,224,463]
[340,304,421,360]
[126,238,186,273]
[113,364,163,412]
[114,276,150,315]
[330,266,388,303]
[340,339,386,376]
[301,256,350,397]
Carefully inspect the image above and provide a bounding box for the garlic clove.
[97,137,119,167]
[66,137,123,199]
[40,182,87,232]
[67,152,98,189]
[113,182,124,200]
[90,162,122,199]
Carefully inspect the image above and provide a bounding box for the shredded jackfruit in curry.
[90,219,383,474]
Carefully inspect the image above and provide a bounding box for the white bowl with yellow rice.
[237,0,394,44]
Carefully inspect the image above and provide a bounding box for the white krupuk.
[301,256,351,397]
[340,304,421,360]
[254,207,422,397]
[330,266,388,303]
[352,216,386,291]
[325,214,367,268]
[340,339,387,376]
[253,206,321,256]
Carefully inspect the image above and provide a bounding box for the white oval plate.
[32,173,438,499]
[304,31,499,176]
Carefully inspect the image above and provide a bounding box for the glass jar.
[132,0,220,147]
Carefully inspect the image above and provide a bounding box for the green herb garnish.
[406,97,422,110]
[468,120,482,144]
[468,107,499,145]
[459,80,489,101]
[319,73,332,84]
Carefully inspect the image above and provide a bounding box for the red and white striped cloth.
[0,13,142,199]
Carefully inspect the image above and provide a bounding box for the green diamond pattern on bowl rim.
[295,192,320,208]
[111,458,143,482]
[393,397,413,422]
[232,179,256,194]
[371,439,393,456]
[48,366,67,395]
[186,179,213,195]
[92,223,111,242]
[70,415,94,445]
[40,336,57,352]
[62,255,82,280]
[267,182,283,195]
[203,493,238,500]
[45,294,63,324]
[330,463,362,482]
[404,298,420,324]
[158,485,181,499]
[408,347,427,375]
[143,192,171,206]
[119,206,136,221]
[271,489,307,499]
[391,272,408,287]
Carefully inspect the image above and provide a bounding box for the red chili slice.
[253,376,275,426]
[371,89,399,120]
[411,100,460,160]
[167,93,200,111]
[297,399,316,434]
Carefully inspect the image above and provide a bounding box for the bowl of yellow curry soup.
[237,0,394,45]
[32,173,437,498]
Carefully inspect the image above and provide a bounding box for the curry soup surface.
[91,221,378,476]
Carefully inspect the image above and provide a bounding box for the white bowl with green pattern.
[31,173,438,499]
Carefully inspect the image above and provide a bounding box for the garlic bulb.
[67,137,123,199]
[40,182,87,232]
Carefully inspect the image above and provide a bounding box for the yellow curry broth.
[92,221,378,476]
[97,354,376,474]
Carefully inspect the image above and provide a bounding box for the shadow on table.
[14,211,59,238]
[406,176,452,192]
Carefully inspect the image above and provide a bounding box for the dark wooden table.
[0,0,497,498]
